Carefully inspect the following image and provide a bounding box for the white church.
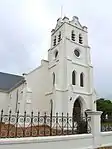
[0,16,97,117]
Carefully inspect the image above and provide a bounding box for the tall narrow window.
[53,36,56,46]
[50,99,53,115]
[80,72,84,87]
[79,34,83,44]
[71,30,75,41]
[58,31,61,42]
[55,50,58,59]
[53,72,55,85]
[15,90,19,112]
[72,70,76,85]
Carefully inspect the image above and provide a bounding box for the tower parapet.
[51,16,88,34]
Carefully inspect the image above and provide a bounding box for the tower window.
[55,50,58,59]
[79,34,83,44]
[80,72,84,87]
[53,72,55,85]
[72,70,76,85]
[71,30,75,41]
[53,36,56,46]
[58,31,61,42]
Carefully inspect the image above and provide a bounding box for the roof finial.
[61,5,63,18]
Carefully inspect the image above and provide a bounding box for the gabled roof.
[0,72,25,92]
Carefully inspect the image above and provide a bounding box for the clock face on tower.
[74,49,80,57]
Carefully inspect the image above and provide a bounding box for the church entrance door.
[72,98,82,122]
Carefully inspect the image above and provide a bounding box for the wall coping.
[86,111,103,115]
[101,131,112,136]
[0,134,93,145]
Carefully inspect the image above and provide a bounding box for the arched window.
[50,99,53,115]
[53,72,55,85]
[55,50,58,59]
[53,36,56,46]
[71,30,75,41]
[79,34,83,44]
[15,90,19,113]
[80,72,84,87]
[58,31,61,42]
[72,70,76,85]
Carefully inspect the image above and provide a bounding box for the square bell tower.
[47,16,96,116]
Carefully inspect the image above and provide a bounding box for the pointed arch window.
[79,34,83,44]
[80,72,84,87]
[53,72,55,85]
[55,50,58,59]
[15,90,19,113]
[72,70,76,85]
[71,30,75,41]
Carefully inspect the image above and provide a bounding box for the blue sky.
[0,0,112,98]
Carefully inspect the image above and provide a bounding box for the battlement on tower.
[51,16,88,34]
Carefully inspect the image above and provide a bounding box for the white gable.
[69,16,83,29]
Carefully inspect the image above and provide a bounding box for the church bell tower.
[47,16,96,116]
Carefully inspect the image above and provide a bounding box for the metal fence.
[0,110,91,138]
[101,117,112,132]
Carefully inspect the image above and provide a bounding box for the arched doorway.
[72,97,82,122]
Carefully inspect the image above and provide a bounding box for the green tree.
[96,98,112,120]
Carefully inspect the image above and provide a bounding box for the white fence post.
[86,111,102,149]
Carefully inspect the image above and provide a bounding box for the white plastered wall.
[8,84,25,114]
[25,60,51,114]
[0,91,8,113]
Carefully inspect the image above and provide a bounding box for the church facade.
[0,16,97,116]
